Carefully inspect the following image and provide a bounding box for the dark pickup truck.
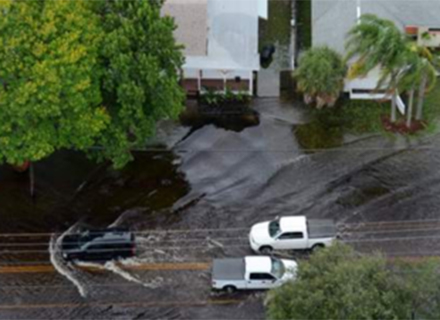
[61,228,136,262]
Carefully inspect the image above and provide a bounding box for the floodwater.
[2,98,440,319]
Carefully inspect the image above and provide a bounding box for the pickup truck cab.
[249,216,336,254]
[212,256,297,293]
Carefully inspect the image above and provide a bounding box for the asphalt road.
[2,218,440,319]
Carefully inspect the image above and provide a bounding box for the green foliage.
[294,46,346,108]
[391,259,440,319]
[259,0,291,50]
[295,98,387,151]
[419,82,440,134]
[345,14,438,125]
[421,31,431,41]
[92,0,185,168]
[399,45,437,93]
[346,14,407,80]
[0,0,109,166]
[0,0,184,168]
[267,243,440,320]
[200,88,251,106]
[296,0,312,49]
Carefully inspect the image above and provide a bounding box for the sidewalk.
[257,0,295,97]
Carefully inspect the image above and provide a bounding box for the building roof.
[312,0,440,54]
[162,0,208,56]
[164,0,265,72]
[280,216,307,233]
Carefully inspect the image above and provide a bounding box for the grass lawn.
[295,83,440,150]
[259,0,292,51]
[295,98,387,150]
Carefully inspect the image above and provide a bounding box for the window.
[86,244,106,252]
[271,258,285,279]
[278,232,303,240]
[269,220,281,238]
[86,243,113,252]
[351,89,387,94]
[249,273,276,281]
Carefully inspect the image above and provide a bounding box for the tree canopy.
[266,243,440,320]
[93,0,185,167]
[294,46,346,108]
[0,0,108,166]
[0,0,185,168]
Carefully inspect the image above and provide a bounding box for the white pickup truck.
[211,256,297,293]
[249,216,336,254]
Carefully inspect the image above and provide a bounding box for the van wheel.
[224,285,236,294]
[311,244,324,253]
[259,246,273,255]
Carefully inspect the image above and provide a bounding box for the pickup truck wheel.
[311,244,324,253]
[223,286,236,294]
[259,246,273,255]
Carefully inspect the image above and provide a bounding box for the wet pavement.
[1,97,440,319]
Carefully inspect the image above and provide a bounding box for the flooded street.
[2,98,440,319]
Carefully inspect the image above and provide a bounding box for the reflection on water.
[0,100,262,233]
[336,186,391,208]
[0,150,189,233]
[179,100,260,133]
[2,98,440,319]
[1,98,440,237]
[295,120,343,151]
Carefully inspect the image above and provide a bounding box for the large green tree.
[0,0,185,168]
[294,46,346,108]
[93,0,185,168]
[266,243,440,320]
[0,0,108,166]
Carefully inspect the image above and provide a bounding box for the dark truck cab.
[61,228,136,262]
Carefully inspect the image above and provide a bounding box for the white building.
[162,0,268,95]
[312,0,440,107]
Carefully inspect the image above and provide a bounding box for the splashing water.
[104,261,163,288]
[49,224,89,298]
[108,209,144,229]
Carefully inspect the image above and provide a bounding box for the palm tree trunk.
[416,71,428,121]
[391,91,397,123]
[406,87,415,128]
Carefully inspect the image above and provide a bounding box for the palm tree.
[294,46,346,109]
[399,45,437,127]
[399,49,422,127]
[415,55,437,121]
[346,14,408,123]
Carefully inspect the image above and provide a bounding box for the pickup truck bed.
[308,219,336,238]
[212,258,244,281]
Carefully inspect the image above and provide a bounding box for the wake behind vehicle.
[211,256,297,292]
[61,228,136,262]
[249,216,336,254]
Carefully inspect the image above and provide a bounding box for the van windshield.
[269,220,281,238]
